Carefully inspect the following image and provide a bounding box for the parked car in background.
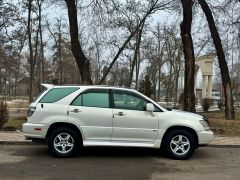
[23,84,213,160]
[211,92,221,100]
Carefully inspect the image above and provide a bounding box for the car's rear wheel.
[48,127,81,157]
[164,129,196,160]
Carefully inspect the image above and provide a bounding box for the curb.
[208,144,240,148]
[0,141,33,145]
[0,140,46,145]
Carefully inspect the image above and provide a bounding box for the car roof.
[41,84,137,92]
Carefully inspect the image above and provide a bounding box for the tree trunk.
[198,0,235,120]
[58,23,63,84]
[37,0,45,88]
[128,24,144,88]
[180,0,196,112]
[33,22,40,95]
[65,0,92,84]
[174,48,181,107]
[135,51,141,90]
[27,0,34,102]
[165,63,172,103]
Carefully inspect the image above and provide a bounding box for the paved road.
[0,145,240,180]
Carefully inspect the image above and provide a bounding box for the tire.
[163,129,196,160]
[48,127,81,157]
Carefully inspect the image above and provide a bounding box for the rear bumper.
[22,122,48,139]
[198,130,214,145]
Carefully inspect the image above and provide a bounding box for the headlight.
[199,120,210,130]
[202,116,209,124]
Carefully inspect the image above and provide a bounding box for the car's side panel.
[111,109,159,142]
[26,103,84,138]
[157,111,213,147]
[68,106,113,141]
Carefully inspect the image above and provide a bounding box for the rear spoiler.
[41,84,54,89]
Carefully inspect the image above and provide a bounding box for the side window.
[39,87,79,103]
[113,91,148,111]
[71,90,109,108]
[71,94,82,106]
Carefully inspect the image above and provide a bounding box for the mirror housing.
[146,103,154,112]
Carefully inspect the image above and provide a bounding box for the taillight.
[27,106,36,117]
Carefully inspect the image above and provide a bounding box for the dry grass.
[7,102,29,109]
[3,117,27,130]
[200,110,240,136]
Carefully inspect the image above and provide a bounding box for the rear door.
[68,89,113,141]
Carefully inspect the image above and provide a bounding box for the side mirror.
[146,103,154,112]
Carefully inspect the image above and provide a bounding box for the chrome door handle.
[70,109,81,113]
[115,112,124,116]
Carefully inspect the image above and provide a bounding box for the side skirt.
[83,140,161,149]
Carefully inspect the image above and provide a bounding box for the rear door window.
[71,89,110,108]
[39,87,79,103]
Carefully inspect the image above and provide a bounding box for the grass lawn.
[200,110,240,136]
[3,117,27,130]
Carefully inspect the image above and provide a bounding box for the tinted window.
[33,87,47,102]
[71,94,82,106]
[113,91,147,111]
[39,87,79,103]
[72,91,109,108]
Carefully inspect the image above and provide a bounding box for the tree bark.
[198,0,235,119]
[65,0,92,84]
[180,0,196,112]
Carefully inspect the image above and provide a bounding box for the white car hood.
[164,109,203,121]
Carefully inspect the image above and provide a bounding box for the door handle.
[70,109,81,113]
[114,112,124,116]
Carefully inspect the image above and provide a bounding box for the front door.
[111,90,159,143]
[68,89,112,141]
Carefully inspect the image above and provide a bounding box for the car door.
[111,90,159,143]
[68,89,113,141]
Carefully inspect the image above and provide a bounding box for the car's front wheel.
[48,127,81,157]
[164,129,196,160]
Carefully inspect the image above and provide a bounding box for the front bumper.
[198,130,214,145]
[22,122,48,139]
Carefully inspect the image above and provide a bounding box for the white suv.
[23,84,213,159]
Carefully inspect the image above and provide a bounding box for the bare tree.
[127,24,144,88]
[98,0,173,84]
[64,0,93,84]
[37,0,45,90]
[27,0,35,102]
[198,0,235,119]
[180,0,196,112]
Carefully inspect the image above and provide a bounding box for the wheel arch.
[46,122,83,142]
[161,125,199,148]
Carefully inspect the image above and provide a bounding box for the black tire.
[163,129,196,160]
[48,127,81,157]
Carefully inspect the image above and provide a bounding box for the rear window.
[33,87,47,102]
[39,87,79,103]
